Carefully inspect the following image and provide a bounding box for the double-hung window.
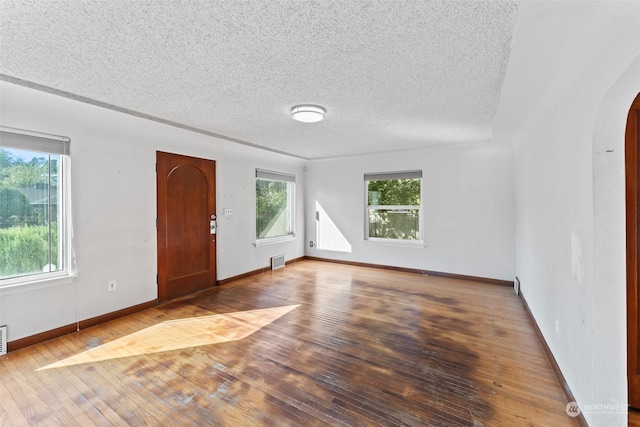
[365,170,422,242]
[0,127,70,284]
[255,169,295,241]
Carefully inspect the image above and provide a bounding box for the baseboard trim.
[7,299,157,353]
[217,266,266,286]
[217,256,305,286]
[7,323,77,353]
[520,290,588,427]
[78,299,158,330]
[303,256,513,287]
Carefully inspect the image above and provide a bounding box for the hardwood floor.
[0,260,578,426]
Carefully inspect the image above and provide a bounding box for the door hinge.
[156,218,158,228]
[156,274,158,284]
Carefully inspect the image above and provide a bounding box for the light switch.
[224,208,233,216]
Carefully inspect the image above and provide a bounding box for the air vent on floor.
[271,254,285,270]
[0,325,7,356]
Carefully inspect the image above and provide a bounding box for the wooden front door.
[627,93,640,408]
[157,151,216,302]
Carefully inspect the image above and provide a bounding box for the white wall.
[493,1,640,425]
[2,7,637,425]
[304,144,515,281]
[0,81,305,342]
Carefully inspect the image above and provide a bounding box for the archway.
[627,92,640,408]
[590,54,640,421]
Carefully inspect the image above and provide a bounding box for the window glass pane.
[256,178,294,239]
[368,208,420,240]
[367,178,421,206]
[366,175,421,241]
[0,147,63,279]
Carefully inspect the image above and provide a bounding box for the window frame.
[364,170,424,246]
[255,168,296,245]
[0,127,71,288]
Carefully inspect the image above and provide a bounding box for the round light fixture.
[291,105,325,123]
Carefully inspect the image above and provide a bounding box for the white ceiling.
[0,1,519,159]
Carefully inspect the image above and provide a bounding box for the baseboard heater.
[271,254,285,270]
[0,325,7,356]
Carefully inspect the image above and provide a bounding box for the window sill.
[254,235,296,246]
[363,239,426,249]
[0,273,76,294]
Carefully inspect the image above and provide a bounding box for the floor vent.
[271,254,285,270]
[0,325,7,356]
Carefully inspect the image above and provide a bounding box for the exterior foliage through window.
[0,128,69,283]
[365,170,422,241]
[256,169,295,240]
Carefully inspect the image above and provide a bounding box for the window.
[0,128,69,284]
[365,170,422,242]
[255,169,295,241]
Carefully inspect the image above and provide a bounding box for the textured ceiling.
[0,1,519,159]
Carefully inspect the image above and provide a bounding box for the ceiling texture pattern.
[0,0,519,159]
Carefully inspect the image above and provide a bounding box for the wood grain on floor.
[0,260,578,426]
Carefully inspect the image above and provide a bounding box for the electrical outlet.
[224,208,233,216]
[108,280,117,291]
[554,318,559,334]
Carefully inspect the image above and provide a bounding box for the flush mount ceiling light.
[290,105,326,123]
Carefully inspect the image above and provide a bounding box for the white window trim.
[364,171,424,245]
[255,169,296,243]
[367,204,421,211]
[0,127,74,288]
[254,234,297,246]
[363,238,427,248]
[0,271,75,292]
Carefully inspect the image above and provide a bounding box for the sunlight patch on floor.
[37,304,300,371]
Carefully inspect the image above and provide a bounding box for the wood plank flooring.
[0,260,579,426]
